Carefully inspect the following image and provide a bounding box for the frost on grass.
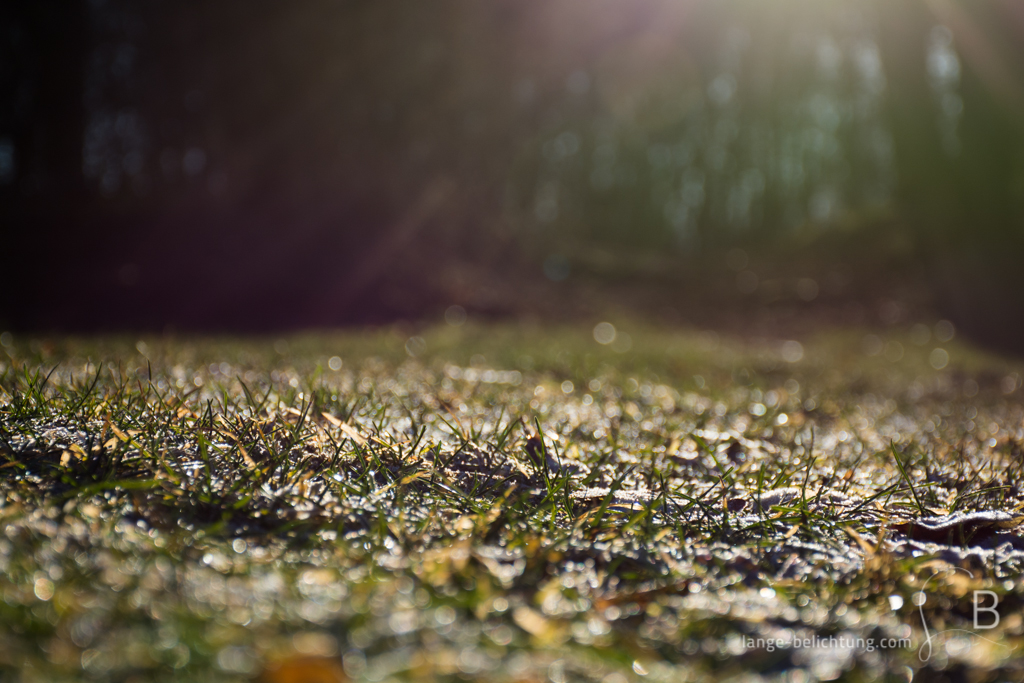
[1,329,1024,681]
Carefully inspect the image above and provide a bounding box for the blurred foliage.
[509,1,1024,257]
[2,0,1024,342]
[4,0,1022,242]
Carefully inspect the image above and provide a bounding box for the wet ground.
[1,323,1023,681]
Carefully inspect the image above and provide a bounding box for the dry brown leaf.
[321,412,367,445]
[110,424,130,442]
[844,526,876,556]
[894,511,1024,544]
[259,656,346,683]
[237,443,259,470]
[512,606,550,636]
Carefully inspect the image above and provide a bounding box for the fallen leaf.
[321,413,367,445]
[512,606,566,644]
[260,656,346,683]
[894,510,1024,544]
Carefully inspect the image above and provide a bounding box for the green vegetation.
[1,323,1023,681]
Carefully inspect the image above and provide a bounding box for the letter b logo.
[973,591,1000,630]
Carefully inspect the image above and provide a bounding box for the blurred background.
[2,0,1023,351]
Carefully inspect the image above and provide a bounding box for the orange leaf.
[260,656,346,683]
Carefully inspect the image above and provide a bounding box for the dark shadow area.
[2,0,1024,352]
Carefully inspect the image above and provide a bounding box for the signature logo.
[915,567,1007,662]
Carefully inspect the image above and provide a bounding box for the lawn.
[1,321,1023,682]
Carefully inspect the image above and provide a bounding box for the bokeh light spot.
[593,322,616,345]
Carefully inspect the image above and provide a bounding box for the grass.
[1,321,1024,682]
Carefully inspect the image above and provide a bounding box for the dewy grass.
[1,323,1024,681]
